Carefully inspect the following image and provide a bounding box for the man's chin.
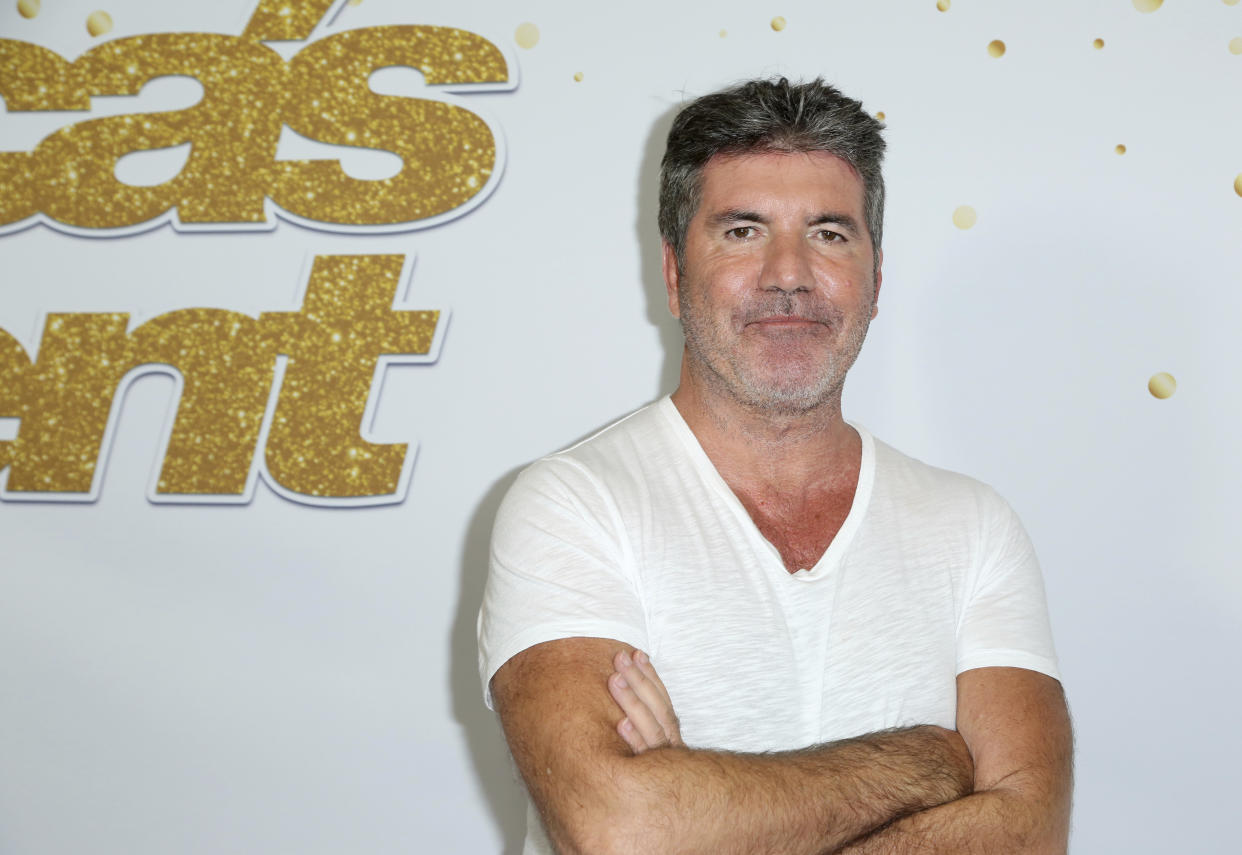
[733,377,840,416]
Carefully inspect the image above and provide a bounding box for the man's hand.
[607,649,682,753]
[835,667,1071,854]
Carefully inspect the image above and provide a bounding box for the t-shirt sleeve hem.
[956,649,1061,682]
[481,620,648,709]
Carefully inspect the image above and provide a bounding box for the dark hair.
[658,77,886,271]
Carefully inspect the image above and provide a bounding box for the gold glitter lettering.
[0,255,442,501]
[0,40,91,226]
[242,0,337,42]
[260,255,438,498]
[128,310,273,495]
[271,26,506,226]
[4,313,131,493]
[34,33,287,229]
[0,327,32,472]
[2,309,270,496]
[0,40,90,110]
[0,151,38,228]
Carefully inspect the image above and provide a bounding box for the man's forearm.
[832,783,1069,855]
[551,725,972,855]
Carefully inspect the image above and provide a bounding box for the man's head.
[658,77,886,276]
[659,78,887,417]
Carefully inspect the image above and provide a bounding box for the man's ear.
[662,241,681,319]
[871,249,883,320]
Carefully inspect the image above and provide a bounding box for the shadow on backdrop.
[450,465,526,855]
[638,103,685,401]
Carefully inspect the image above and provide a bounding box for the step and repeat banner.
[2,0,1239,852]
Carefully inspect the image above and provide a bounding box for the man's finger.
[616,716,648,754]
[616,650,667,715]
[628,650,682,746]
[608,668,670,750]
[634,650,675,711]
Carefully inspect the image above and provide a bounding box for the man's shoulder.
[524,398,675,478]
[503,398,679,508]
[867,432,1013,518]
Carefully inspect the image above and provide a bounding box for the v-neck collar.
[657,396,875,581]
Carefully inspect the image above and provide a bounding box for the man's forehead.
[694,150,866,215]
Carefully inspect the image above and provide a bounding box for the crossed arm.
[491,636,1070,855]
[607,647,1073,854]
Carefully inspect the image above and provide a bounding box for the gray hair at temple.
[658,77,887,274]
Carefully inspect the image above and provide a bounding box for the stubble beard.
[677,278,874,418]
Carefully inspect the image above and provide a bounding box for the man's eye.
[816,229,843,242]
[727,226,756,239]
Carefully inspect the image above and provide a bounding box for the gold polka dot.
[1132,0,1162,11]
[515,22,539,50]
[987,40,1006,58]
[348,0,363,5]
[573,71,583,82]
[1226,0,1242,6]
[771,16,787,31]
[875,111,886,120]
[1229,37,1242,55]
[1093,38,1105,49]
[1234,174,1242,196]
[86,10,113,37]
[17,0,39,19]
[1148,372,1176,399]
[952,205,977,230]
[1115,144,1127,155]
[937,0,950,11]
[719,29,728,38]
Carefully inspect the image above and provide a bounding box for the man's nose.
[760,234,814,293]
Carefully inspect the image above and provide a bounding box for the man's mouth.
[744,315,827,330]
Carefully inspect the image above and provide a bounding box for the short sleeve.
[956,491,1060,680]
[477,458,648,709]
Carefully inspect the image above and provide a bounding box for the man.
[478,77,1071,854]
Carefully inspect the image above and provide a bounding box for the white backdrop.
[2,0,1241,852]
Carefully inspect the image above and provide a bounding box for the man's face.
[664,150,882,415]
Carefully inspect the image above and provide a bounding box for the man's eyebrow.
[808,212,862,234]
[706,209,769,227]
[704,210,864,234]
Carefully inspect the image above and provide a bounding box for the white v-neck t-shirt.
[479,395,1058,750]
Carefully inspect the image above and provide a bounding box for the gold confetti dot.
[573,71,583,82]
[1229,37,1242,55]
[875,111,886,120]
[17,0,39,19]
[719,29,728,38]
[86,10,113,37]
[514,22,540,49]
[348,0,363,5]
[771,16,787,31]
[1115,144,1127,155]
[1226,0,1242,6]
[987,40,1006,58]
[1234,174,1242,196]
[1132,0,1162,11]
[937,0,950,11]
[1148,372,1176,399]
[952,205,977,230]
[1093,38,1105,49]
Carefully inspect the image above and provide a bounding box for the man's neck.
[669,365,859,498]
